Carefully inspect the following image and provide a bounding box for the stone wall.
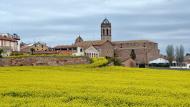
[113,40,160,64]
[95,41,114,57]
[115,47,160,64]
[0,56,90,66]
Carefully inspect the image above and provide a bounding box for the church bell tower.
[101,18,112,41]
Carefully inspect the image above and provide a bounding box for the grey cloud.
[0,0,190,53]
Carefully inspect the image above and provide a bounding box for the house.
[54,45,84,56]
[85,46,100,58]
[20,42,49,53]
[32,42,48,51]
[0,33,20,52]
[122,58,136,67]
[20,43,33,53]
[149,58,169,64]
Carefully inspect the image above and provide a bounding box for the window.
[103,29,105,35]
[80,48,83,52]
[107,29,109,35]
[144,43,146,47]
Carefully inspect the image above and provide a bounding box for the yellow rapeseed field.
[0,58,190,107]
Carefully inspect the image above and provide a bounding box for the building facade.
[32,42,49,52]
[20,42,49,54]
[0,33,20,52]
[113,40,160,64]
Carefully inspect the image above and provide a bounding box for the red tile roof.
[0,36,17,42]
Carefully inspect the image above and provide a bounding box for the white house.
[72,47,85,56]
[54,45,84,56]
[149,58,169,64]
[0,33,20,52]
[85,46,100,58]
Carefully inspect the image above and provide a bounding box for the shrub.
[88,57,109,68]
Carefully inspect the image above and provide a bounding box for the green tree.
[130,49,136,60]
[166,45,174,65]
[0,49,3,58]
[30,48,35,55]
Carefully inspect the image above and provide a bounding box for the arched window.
[107,29,109,36]
[103,29,105,35]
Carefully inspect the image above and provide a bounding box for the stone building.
[20,42,49,53]
[122,58,137,67]
[32,42,49,51]
[54,45,84,56]
[113,40,160,64]
[74,18,160,65]
[0,33,20,52]
[75,40,114,58]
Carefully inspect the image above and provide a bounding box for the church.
[56,18,160,65]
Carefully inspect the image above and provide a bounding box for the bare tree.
[176,45,185,66]
[166,45,174,65]
[176,46,180,66]
[179,45,185,65]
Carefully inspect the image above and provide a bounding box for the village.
[2,0,190,106]
[0,19,189,68]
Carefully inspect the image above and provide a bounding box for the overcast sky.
[0,0,190,53]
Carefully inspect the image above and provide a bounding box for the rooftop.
[0,33,20,41]
[54,45,77,49]
[75,40,111,49]
[112,40,157,44]
[101,18,111,25]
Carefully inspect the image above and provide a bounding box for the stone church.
[74,18,160,65]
